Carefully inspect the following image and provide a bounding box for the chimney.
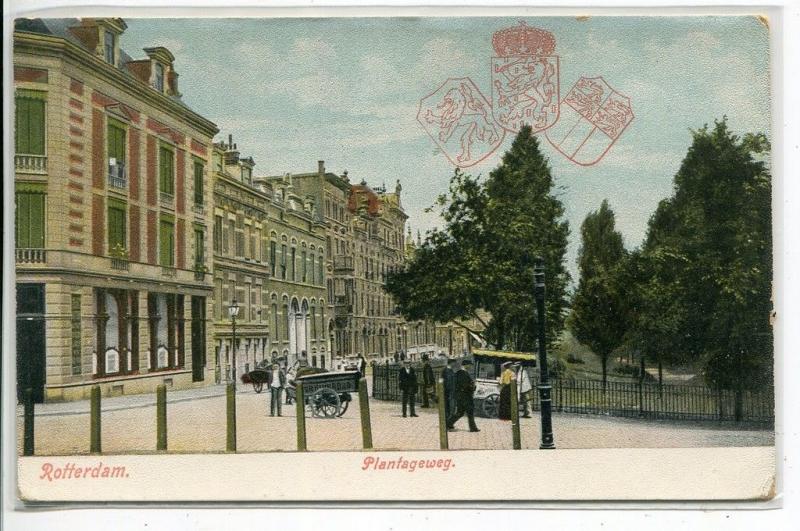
[318,160,325,175]
[228,134,233,149]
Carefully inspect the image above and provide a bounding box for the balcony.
[110,257,130,271]
[161,266,176,277]
[16,248,46,264]
[108,162,127,189]
[194,264,207,281]
[191,203,205,216]
[15,154,48,174]
[159,191,174,208]
[334,295,353,317]
[333,255,354,274]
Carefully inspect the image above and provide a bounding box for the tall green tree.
[386,126,571,351]
[637,119,772,393]
[569,200,628,389]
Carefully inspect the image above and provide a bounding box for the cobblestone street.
[17,383,773,456]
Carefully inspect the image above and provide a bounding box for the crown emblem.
[492,21,556,56]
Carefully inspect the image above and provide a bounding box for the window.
[272,303,279,340]
[290,247,296,281]
[213,152,223,173]
[280,244,287,279]
[159,216,175,266]
[261,228,268,263]
[107,198,126,253]
[15,91,46,156]
[213,215,222,253]
[318,256,324,285]
[225,220,234,255]
[301,250,307,282]
[159,145,174,196]
[107,118,126,186]
[154,62,165,93]
[241,166,251,184]
[250,286,257,321]
[249,227,256,260]
[194,226,204,266]
[310,253,315,284]
[270,241,277,276]
[104,30,115,65]
[193,160,204,206]
[15,188,45,248]
[282,304,289,340]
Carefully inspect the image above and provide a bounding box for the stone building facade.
[14,18,218,402]
[212,140,328,378]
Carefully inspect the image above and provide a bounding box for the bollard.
[226,383,236,452]
[358,378,373,449]
[23,388,35,456]
[510,378,521,450]
[295,383,307,451]
[156,384,167,451]
[436,378,448,450]
[90,385,101,454]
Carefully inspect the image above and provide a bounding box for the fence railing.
[371,362,774,425]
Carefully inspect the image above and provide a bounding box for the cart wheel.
[337,397,350,417]
[482,393,500,418]
[311,387,340,418]
[253,381,264,394]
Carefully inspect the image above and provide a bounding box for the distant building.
[212,139,328,377]
[14,18,218,401]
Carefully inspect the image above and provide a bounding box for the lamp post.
[534,257,555,449]
[228,299,240,390]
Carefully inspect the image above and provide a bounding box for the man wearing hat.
[398,359,419,417]
[447,359,480,432]
[514,362,533,418]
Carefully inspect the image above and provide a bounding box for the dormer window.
[241,166,252,184]
[154,63,165,93]
[104,30,115,65]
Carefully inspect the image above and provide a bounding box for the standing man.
[398,360,418,417]
[515,362,533,418]
[447,359,480,432]
[359,354,367,376]
[441,358,457,420]
[421,354,435,408]
[266,362,287,416]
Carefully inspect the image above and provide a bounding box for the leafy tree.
[569,200,628,389]
[636,119,772,394]
[386,126,571,351]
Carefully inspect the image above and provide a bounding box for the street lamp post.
[534,257,556,449]
[228,299,240,390]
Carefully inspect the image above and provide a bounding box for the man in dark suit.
[421,354,435,408]
[398,360,419,417]
[447,359,480,432]
[441,358,457,420]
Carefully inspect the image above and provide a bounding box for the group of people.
[397,355,481,432]
[497,361,533,420]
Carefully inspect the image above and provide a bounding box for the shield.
[491,55,560,133]
[417,77,504,168]
[545,76,634,166]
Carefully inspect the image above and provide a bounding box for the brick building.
[14,18,217,401]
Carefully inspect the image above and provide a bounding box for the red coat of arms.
[491,22,560,134]
[545,76,634,166]
[417,77,504,168]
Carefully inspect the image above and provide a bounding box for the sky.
[121,16,771,281]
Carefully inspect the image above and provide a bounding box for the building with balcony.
[213,139,328,377]
[14,18,217,401]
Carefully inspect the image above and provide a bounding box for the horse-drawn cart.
[294,369,361,418]
[471,349,537,418]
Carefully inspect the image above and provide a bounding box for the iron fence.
[371,362,774,425]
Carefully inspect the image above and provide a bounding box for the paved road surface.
[16,383,773,455]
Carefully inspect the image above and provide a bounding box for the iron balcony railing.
[108,162,127,189]
[333,255,354,272]
[15,154,48,174]
[110,257,130,271]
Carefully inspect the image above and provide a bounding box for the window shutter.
[15,98,30,154]
[16,193,30,248]
[28,99,45,156]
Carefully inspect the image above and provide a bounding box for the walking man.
[398,360,418,417]
[441,358,457,420]
[421,354,434,408]
[447,359,480,432]
[266,362,286,416]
